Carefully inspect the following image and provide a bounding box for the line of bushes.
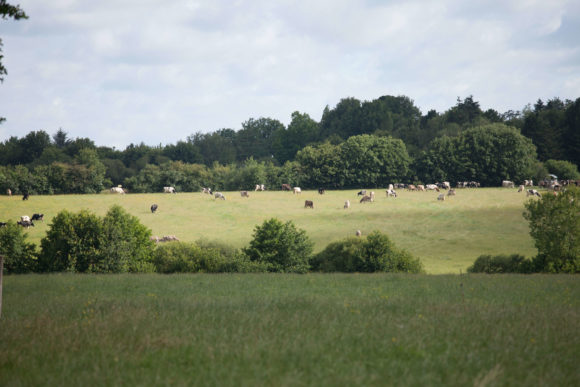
[0,210,423,275]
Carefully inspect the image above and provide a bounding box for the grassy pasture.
[0,188,536,273]
[1,274,578,386]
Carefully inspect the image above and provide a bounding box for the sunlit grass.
[0,188,536,273]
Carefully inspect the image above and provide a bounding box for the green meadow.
[1,274,578,386]
[1,188,536,273]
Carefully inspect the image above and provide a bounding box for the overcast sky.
[1,0,579,149]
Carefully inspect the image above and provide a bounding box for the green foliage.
[543,159,580,180]
[416,124,537,185]
[523,186,580,273]
[152,240,267,273]
[100,205,155,273]
[467,254,534,273]
[243,218,313,273]
[38,207,155,273]
[0,222,37,273]
[311,231,423,273]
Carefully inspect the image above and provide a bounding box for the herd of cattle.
[3,178,576,229]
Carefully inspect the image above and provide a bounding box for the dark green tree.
[523,187,580,273]
[243,218,313,273]
[99,205,155,273]
[0,221,37,273]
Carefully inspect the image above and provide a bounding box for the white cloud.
[0,0,578,148]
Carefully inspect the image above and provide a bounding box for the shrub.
[543,159,580,180]
[243,218,313,273]
[0,222,37,274]
[99,205,155,273]
[38,207,155,273]
[152,241,268,273]
[311,231,423,273]
[524,186,580,273]
[467,254,535,273]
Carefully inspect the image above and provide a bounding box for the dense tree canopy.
[0,94,578,193]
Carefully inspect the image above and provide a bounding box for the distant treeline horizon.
[1,94,579,194]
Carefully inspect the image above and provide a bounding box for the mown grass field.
[1,188,536,273]
[1,274,578,386]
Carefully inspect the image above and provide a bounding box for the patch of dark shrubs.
[467,254,535,274]
[310,231,423,273]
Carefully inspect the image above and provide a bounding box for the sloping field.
[0,188,536,273]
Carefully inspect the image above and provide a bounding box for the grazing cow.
[31,213,44,222]
[426,184,440,191]
[151,204,158,213]
[442,181,451,190]
[407,184,417,191]
[163,186,176,194]
[395,183,406,189]
[293,187,302,194]
[417,185,425,191]
[344,200,350,209]
[457,181,465,188]
[518,185,525,192]
[202,187,212,195]
[355,230,362,237]
[0,222,7,227]
[437,193,446,201]
[110,186,125,194]
[386,189,397,197]
[214,192,226,200]
[21,215,31,222]
[240,191,250,198]
[357,190,367,196]
[6,188,11,196]
[17,220,34,228]
[447,189,456,196]
[255,184,265,191]
[360,195,372,203]
[22,192,29,200]
[304,200,314,209]
[318,188,325,195]
[151,235,180,243]
[502,180,515,188]
[524,180,534,187]
[527,189,541,197]
[281,184,292,191]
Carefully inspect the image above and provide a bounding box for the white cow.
[293,187,301,194]
[202,187,212,194]
[386,189,397,197]
[214,192,226,200]
[255,184,265,191]
[344,200,350,209]
[518,185,525,192]
[502,180,515,188]
[526,189,541,197]
[437,193,446,201]
[111,186,125,194]
[163,186,176,194]
[426,184,440,191]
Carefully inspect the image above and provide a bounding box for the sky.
[1,0,579,149]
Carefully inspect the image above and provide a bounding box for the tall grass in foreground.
[1,274,578,386]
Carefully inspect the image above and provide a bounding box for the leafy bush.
[38,207,155,273]
[543,159,580,180]
[0,222,37,273]
[467,254,535,273]
[152,241,268,273]
[243,218,313,273]
[100,205,155,273]
[311,231,423,273]
[524,186,580,273]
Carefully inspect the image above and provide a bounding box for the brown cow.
[304,200,314,209]
[282,184,291,191]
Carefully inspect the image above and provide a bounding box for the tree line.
[0,95,579,194]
